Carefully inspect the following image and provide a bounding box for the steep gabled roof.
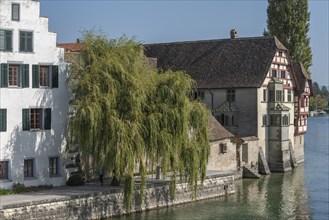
[208,115,235,141]
[146,36,287,89]
[293,62,311,95]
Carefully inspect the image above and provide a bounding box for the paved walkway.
[0,170,233,209]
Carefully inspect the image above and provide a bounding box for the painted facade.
[0,0,69,189]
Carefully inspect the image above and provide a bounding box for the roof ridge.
[145,36,274,46]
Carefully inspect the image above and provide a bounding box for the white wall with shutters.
[0,0,69,189]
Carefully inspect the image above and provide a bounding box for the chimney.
[230,29,237,39]
[76,38,80,43]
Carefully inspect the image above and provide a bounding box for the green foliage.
[266,0,312,73]
[66,171,85,186]
[12,182,25,193]
[68,32,210,209]
[0,188,14,195]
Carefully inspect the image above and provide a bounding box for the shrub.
[12,182,26,193]
[66,171,85,186]
[0,188,13,195]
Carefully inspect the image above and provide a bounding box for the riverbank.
[0,171,235,220]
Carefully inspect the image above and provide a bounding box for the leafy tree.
[321,86,329,98]
[67,32,210,209]
[266,0,312,73]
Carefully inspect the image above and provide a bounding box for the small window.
[272,70,277,77]
[279,51,283,57]
[263,89,267,102]
[262,115,267,126]
[219,144,227,154]
[19,31,33,52]
[32,65,59,88]
[288,90,292,102]
[281,71,286,78]
[231,115,235,126]
[282,90,285,102]
[12,3,20,21]
[276,91,282,102]
[0,30,13,52]
[269,91,275,102]
[0,161,9,179]
[227,89,235,102]
[22,108,51,131]
[224,115,229,126]
[0,64,29,88]
[282,115,289,126]
[24,159,34,178]
[39,66,50,87]
[49,157,59,176]
[0,109,7,132]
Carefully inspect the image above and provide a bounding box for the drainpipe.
[209,89,214,113]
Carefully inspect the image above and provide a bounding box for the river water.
[115,115,329,220]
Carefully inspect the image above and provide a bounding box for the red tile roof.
[57,43,83,52]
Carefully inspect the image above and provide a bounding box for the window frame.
[12,3,20,21]
[226,89,235,102]
[219,143,227,154]
[49,157,60,177]
[19,31,33,53]
[0,29,13,52]
[23,108,52,131]
[39,65,51,87]
[0,161,9,180]
[263,89,267,102]
[288,90,292,102]
[24,159,34,178]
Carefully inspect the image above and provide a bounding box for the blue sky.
[41,0,329,86]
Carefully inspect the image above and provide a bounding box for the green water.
[114,116,328,220]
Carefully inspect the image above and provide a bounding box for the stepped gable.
[208,115,235,141]
[293,62,311,95]
[145,36,287,89]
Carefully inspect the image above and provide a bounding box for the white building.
[0,0,69,189]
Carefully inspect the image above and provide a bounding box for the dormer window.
[12,3,20,21]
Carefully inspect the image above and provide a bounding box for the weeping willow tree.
[68,32,210,209]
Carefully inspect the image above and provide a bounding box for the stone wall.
[0,174,234,220]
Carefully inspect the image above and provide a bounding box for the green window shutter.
[1,64,8,88]
[43,108,51,130]
[6,30,13,51]
[22,64,29,88]
[32,65,39,88]
[0,109,7,132]
[22,109,30,131]
[52,65,58,88]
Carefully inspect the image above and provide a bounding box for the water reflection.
[114,166,310,220]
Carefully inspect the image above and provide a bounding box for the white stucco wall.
[207,139,236,172]
[0,0,69,188]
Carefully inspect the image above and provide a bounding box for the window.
[0,161,9,179]
[22,108,51,131]
[32,65,58,88]
[276,90,282,102]
[288,90,292,102]
[282,115,289,125]
[0,109,7,132]
[231,116,235,126]
[49,157,59,176]
[281,71,286,78]
[269,91,275,102]
[263,89,267,102]
[19,31,33,52]
[301,96,305,107]
[12,3,20,21]
[24,159,34,178]
[262,115,267,126]
[219,143,227,154]
[282,90,285,102]
[0,30,13,52]
[279,51,283,57]
[0,64,29,88]
[225,115,229,126]
[270,115,281,126]
[272,70,277,77]
[227,89,235,102]
[39,66,50,87]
